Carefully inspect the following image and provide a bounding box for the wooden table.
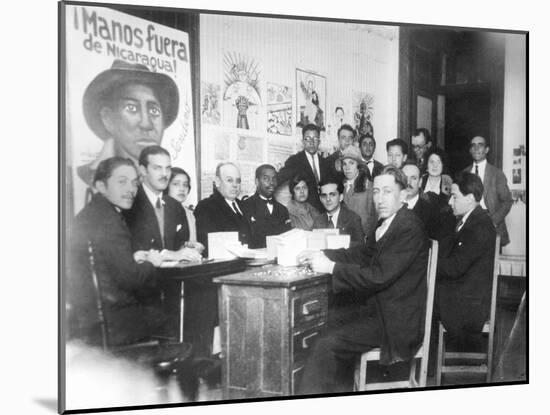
[160,258,246,342]
[213,265,330,399]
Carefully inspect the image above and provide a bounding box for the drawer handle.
[302,300,321,315]
[302,332,319,349]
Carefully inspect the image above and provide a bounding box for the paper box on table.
[326,234,350,249]
[267,229,308,266]
[208,232,239,259]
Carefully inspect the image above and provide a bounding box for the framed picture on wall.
[296,68,326,132]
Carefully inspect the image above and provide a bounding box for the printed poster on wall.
[65,4,197,214]
[296,68,326,132]
[266,82,292,136]
[352,91,374,138]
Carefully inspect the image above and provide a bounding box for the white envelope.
[208,232,239,259]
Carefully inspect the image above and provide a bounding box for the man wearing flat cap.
[78,59,179,186]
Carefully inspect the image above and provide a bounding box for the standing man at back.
[411,128,433,174]
[359,134,384,181]
[465,136,513,246]
[278,123,331,212]
[325,124,356,178]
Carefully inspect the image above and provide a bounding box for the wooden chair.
[435,235,500,385]
[354,239,439,391]
[86,242,194,400]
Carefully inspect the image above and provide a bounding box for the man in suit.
[191,162,251,356]
[125,145,202,261]
[411,128,434,174]
[298,165,429,394]
[402,162,438,239]
[386,138,409,169]
[67,157,167,347]
[278,123,332,212]
[465,136,513,246]
[359,134,384,181]
[242,164,292,249]
[325,124,356,178]
[437,171,497,351]
[312,178,365,247]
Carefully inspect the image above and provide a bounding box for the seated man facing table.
[437,171,497,351]
[67,157,168,347]
[312,177,364,247]
[242,164,292,249]
[297,165,429,394]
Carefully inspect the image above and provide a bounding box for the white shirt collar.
[457,206,476,232]
[472,158,487,178]
[406,194,420,209]
[225,198,242,215]
[327,207,341,227]
[377,211,397,240]
[142,183,164,207]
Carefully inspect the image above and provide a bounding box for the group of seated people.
[67,121,513,394]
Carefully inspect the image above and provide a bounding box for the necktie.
[328,215,335,229]
[311,154,320,184]
[154,197,165,247]
[375,220,388,242]
[265,198,274,205]
[455,218,464,233]
[345,181,353,193]
[475,164,479,176]
[232,201,243,218]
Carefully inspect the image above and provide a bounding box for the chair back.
[88,241,110,350]
[487,234,501,376]
[418,239,439,385]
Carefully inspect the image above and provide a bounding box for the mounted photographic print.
[60,1,527,414]
[296,68,326,131]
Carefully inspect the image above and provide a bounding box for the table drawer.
[292,323,325,364]
[292,285,328,329]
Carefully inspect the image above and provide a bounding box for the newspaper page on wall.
[65,4,197,215]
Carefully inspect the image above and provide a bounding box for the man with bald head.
[464,136,513,246]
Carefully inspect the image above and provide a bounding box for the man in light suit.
[312,178,364,247]
[465,136,513,246]
[278,123,332,212]
[298,165,429,394]
[437,171,497,351]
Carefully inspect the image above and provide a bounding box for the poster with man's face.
[65,4,196,215]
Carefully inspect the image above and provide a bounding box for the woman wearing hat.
[339,146,378,240]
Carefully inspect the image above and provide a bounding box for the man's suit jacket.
[194,189,251,255]
[278,150,332,212]
[464,162,513,246]
[312,203,365,247]
[437,206,497,335]
[68,194,169,347]
[365,159,384,182]
[124,185,189,252]
[242,193,292,249]
[324,207,429,365]
[410,194,438,240]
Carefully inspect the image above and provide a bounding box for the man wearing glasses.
[464,136,513,246]
[279,123,331,212]
[411,128,434,174]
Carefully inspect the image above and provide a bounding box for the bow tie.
[262,198,274,205]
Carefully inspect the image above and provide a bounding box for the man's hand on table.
[297,250,335,274]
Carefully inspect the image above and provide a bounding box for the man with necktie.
[411,128,433,175]
[311,178,364,247]
[464,135,513,246]
[325,124,356,179]
[242,164,292,248]
[297,165,429,394]
[192,162,252,356]
[358,134,384,181]
[436,171,496,352]
[277,123,332,212]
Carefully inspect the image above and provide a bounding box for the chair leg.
[409,358,418,387]
[435,323,445,386]
[354,354,368,391]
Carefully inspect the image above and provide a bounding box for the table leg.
[179,281,185,343]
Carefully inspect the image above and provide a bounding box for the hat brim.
[82,68,179,140]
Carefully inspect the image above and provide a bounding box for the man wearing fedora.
[78,59,180,186]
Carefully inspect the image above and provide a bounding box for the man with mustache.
[67,157,167,347]
[242,164,292,249]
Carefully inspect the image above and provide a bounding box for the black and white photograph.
[6,0,543,414]
[59,0,529,412]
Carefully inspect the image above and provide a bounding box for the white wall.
[199,13,399,197]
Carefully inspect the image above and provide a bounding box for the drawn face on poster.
[296,69,326,131]
[65,5,196,214]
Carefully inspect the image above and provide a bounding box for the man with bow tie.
[242,164,292,249]
[297,165,429,394]
[436,171,496,352]
[358,134,384,181]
